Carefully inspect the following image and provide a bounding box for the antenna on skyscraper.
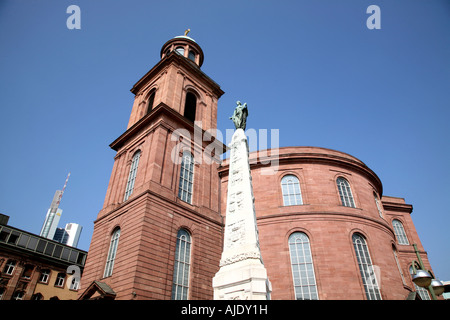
[40,172,71,239]
[55,172,71,209]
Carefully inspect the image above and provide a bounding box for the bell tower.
[79,32,226,300]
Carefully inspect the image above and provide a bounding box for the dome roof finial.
[184,28,191,36]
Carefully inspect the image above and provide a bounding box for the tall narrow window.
[188,50,196,62]
[336,177,356,208]
[178,151,194,204]
[39,269,50,283]
[123,150,141,201]
[392,245,406,285]
[183,92,197,122]
[409,266,431,300]
[171,229,191,300]
[288,232,318,300]
[103,228,121,278]
[373,192,383,218]
[392,219,409,245]
[146,91,155,114]
[281,175,303,206]
[352,233,382,300]
[54,272,66,287]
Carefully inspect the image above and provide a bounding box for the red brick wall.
[219,147,435,300]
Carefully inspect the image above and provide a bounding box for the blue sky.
[1,0,449,282]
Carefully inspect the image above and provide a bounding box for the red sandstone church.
[78,33,436,300]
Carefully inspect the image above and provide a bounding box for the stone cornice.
[257,210,395,238]
[218,147,383,196]
[109,102,227,154]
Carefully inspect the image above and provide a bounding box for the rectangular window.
[17,234,30,247]
[39,270,50,284]
[55,273,65,287]
[7,231,20,244]
[0,228,11,242]
[26,236,38,250]
[4,260,16,275]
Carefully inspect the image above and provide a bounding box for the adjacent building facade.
[0,214,87,300]
[78,34,436,300]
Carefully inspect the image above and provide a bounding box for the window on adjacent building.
[352,233,382,300]
[12,291,24,300]
[123,150,141,201]
[31,293,44,300]
[183,92,197,123]
[39,269,51,283]
[104,228,121,278]
[178,151,194,204]
[69,276,80,290]
[21,264,34,279]
[281,175,303,206]
[171,229,191,300]
[336,177,356,208]
[392,219,409,245]
[288,232,318,300]
[409,266,431,300]
[54,272,66,287]
[3,260,16,275]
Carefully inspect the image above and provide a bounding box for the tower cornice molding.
[130,52,224,98]
[110,102,226,154]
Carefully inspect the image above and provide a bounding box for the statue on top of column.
[230,101,248,131]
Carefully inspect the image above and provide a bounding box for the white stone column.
[213,129,271,300]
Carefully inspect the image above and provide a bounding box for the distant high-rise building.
[53,223,82,247]
[39,190,63,240]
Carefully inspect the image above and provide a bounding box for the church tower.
[79,32,225,300]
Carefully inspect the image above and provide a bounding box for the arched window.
[171,229,191,300]
[392,219,409,245]
[336,177,355,208]
[103,228,121,278]
[409,266,431,300]
[281,175,303,206]
[352,233,382,300]
[123,150,141,201]
[288,232,318,300]
[183,92,197,123]
[373,192,383,218]
[175,46,185,56]
[178,151,194,204]
[146,90,155,114]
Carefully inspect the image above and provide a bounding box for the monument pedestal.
[213,129,271,300]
